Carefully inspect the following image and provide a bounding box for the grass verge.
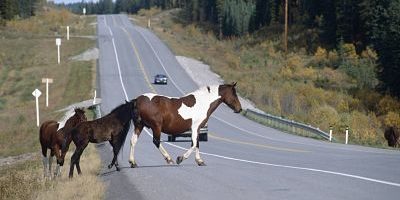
[0,7,105,200]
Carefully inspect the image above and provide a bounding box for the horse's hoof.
[197,161,206,166]
[176,156,184,165]
[130,162,137,168]
[116,167,120,171]
[107,164,113,169]
[166,158,175,165]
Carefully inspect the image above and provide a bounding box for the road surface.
[96,14,400,200]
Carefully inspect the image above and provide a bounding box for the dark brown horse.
[129,83,242,167]
[384,126,400,148]
[39,108,87,178]
[62,100,137,178]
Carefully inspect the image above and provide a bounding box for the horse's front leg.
[194,138,206,166]
[177,125,202,165]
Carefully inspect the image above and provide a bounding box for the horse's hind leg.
[152,127,174,165]
[108,138,122,171]
[129,124,143,168]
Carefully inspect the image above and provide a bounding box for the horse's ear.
[125,100,128,103]
[232,82,237,87]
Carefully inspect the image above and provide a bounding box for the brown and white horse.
[39,108,87,178]
[129,83,242,167]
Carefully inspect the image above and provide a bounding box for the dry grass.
[35,145,105,200]
[0,145,104,200]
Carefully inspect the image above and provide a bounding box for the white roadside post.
[41,78,53,107]
[67,26,70,40]
[83,8,86,15]
[32,89,42,127]
[93,90,97,105]
[329,126,333,142]
[345,127,349,144]
[56,38,61,64]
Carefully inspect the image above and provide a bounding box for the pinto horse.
[129,83,242,167]
[62,100,137,178]
[39,108,87,178]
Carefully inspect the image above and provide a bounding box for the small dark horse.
[62,100,137,178]
[129,83,242,167]
[384,126,400,148]
[39,108,87,178]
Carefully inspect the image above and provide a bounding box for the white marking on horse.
[178,85,220,121]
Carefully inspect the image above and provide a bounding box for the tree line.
[0,0,46,20]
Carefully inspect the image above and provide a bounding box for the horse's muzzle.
[234,108,242,113]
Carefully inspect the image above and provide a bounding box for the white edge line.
[109,31,128,101]
[141,129,400,188]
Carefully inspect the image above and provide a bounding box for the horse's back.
[136,94,193,134]
[40,120,59,147]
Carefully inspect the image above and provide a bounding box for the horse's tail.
[132,98,141,125]
[117,120,132,157]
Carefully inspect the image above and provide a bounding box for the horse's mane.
[106,101,134,122]
[57,109,76,131]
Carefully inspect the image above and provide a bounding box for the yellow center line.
[112,15,156,93]
[209,132,310,153]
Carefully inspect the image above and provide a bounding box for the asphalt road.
[96,14,400,200]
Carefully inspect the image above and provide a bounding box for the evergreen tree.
[361,0,400,97]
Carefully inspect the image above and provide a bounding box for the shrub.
[308,105,340,131]
[312,46,328,68]
[383,111,400,127]
[349,111,382,145]
[378,95,400,115]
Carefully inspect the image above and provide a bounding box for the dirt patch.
[70,47,99,61]
[0,152,39,168]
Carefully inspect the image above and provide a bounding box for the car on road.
[154,74,168,85]
[167,124,208,142]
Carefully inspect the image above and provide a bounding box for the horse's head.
[57,129,69,166]
[219,82,242,113]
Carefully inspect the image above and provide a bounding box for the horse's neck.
[107,109,131,124]
[64,117,79,130]
[207,99,222,116]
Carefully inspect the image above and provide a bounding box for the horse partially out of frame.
[39,108,87,178]
[129,83,242,167]
[62,100,138,178]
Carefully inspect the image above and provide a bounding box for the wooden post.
[284,0,288,54]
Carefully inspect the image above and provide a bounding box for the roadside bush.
[377,95,400,115]
[383,111,400,127]
[308,105,340,131]
[349,111,383,145]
